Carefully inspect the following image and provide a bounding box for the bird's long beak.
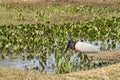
[64,45,69,53]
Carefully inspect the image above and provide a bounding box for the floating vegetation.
[0,17,120,54]
[0,17,119,74]
[0,1,120,74]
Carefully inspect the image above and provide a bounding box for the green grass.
[0,1,120,25]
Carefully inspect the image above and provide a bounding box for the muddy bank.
[88,50,120,62]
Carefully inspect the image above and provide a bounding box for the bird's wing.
[75,42,100,53]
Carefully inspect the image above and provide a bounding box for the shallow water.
[0,40,119,73]
[0,54,57,73]
[0,58,36,69]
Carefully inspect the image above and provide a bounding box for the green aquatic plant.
[0,16,119,74]
[30,52,113,74]
[0,17,120,55]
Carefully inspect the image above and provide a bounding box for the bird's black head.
[64,38,75,53]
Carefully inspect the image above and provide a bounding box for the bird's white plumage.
[75,41,100,53]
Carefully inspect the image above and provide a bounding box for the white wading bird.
[65,38,100,54]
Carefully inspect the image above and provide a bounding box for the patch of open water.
[0,40,119,73]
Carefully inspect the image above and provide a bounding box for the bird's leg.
[84,54,89,62]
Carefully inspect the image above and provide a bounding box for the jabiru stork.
[64,38,100,60]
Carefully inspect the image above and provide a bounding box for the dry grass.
[0,63,119,80]
[66,63,120,80]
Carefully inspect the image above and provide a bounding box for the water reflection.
[0,40,119,73]
[0,52,113,74]
[0,58,32,69]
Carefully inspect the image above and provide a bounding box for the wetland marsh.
[0,0,120,79]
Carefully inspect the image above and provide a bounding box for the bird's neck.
[72,45,76,50]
